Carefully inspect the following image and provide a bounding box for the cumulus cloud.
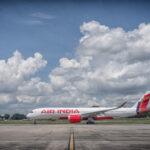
[0,51,47,93]
[1,21,150,114]
[48,21,150,107]
[0,51,47,107]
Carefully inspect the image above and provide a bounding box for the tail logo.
[137,94,150,114]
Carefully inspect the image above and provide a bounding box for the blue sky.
[1,0,150,114]
[0,0,150,81]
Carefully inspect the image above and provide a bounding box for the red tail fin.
[139,93,150,114]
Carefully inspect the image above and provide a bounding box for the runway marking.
[68,127,75,150]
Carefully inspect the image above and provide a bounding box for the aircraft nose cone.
[26,113,31,119]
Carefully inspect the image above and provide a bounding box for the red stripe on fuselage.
[93,117,113,120]
[59,117,68,120]
[60,116,114,120]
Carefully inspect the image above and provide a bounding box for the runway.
[0,124,150,150]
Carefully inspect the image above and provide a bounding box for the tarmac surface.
[0,124,150,150]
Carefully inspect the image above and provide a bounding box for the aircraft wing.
[81,102,127,118]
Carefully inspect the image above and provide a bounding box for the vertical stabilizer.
[132,91,150,114]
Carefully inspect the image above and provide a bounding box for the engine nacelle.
[68,115,81,123]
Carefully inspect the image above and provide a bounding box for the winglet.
[118,102,127,108]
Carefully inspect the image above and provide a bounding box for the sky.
[0,0,150,114]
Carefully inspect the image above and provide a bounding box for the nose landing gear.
[33,119,37,125]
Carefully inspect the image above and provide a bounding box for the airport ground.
[0,123,150,150]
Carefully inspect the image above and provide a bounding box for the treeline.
[0,113,26,120]
[134,112,150,118]
[128,112,150,118]
[0,112,150,120]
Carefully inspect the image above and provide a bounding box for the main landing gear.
[86,117,95,124]
[86,121,95,124]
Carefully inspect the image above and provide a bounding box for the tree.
[11,113,26,120]
[128,112,150,118]
[4,114,10,120]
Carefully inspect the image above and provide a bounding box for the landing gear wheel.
[86,121,95,124]
[87,117,95,124]
[33,119,37,125]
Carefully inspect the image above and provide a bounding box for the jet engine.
[68,115,81,123]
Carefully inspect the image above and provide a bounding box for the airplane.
[26,92,150,124]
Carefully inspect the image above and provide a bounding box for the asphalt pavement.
[0,124,150,150]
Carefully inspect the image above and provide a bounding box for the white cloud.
[0,94,12,104]
[1,21,150,114]
[25,20,43,25]
[60,58,80,68]
[0,51,47,106]
[46,21,150,107]
[23,12,55,25]
[31,12,55,20]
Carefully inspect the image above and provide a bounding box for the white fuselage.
[27,107,137,120]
